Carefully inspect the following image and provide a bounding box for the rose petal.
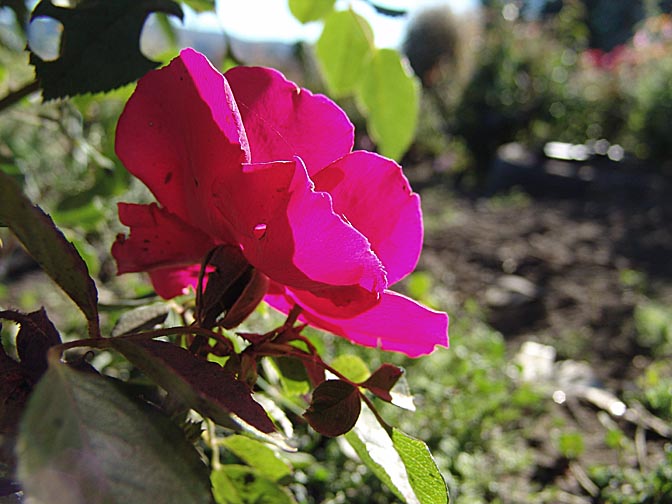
[115,48,248,238]
[149,264,204,299]
[313,151,423,285]
[112,203,215,276]
[266,288,449,357]
[214,158,387,299]
[225,66,354,177]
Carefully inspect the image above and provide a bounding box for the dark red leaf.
[0,351,31,435]
[304,380,361,437]
[110,339,276,433]
[0,308,62,383]
[198,245,268,329]
[361,363,404,402]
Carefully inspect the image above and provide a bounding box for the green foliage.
[623,56,672,166]
[590,445,672,503]
[554,431,585,459]
[306,5,420,160]
[29,0,184,99]
[211,465,295,504]
[316,9,374,98]
[289,0,335,24]
[17,358,214,503]
[331,354,370,382]
[637,361,672,420]
[182,0,215,11]
[345,403,448,504]
[219,435,292,482]
[635,300,672,356]
[357,48,419,160]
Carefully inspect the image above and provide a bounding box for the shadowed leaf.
[303,379,360,437]
[29,0,184,99]
[0,309,61,383]
[111,339,277,433]
[0,171,99,337]
[199,245,268,330]
[110,303,171,337]
[16,359,214,503]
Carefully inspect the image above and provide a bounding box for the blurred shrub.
[618,15,672,170]
[412,2,672,179]
[402,5,462,88]
[449,4,589,174]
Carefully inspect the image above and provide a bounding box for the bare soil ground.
[413,159,672,498]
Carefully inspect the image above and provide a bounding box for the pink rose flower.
[112,48,448,357]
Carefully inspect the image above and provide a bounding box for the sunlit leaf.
[182,0,215,12]
[0,170,99,337]
[391,429,448,504]
[315,9,373,97]
[332,354,370,383]
[220,435,291,482]
[29,0,184,99]
[288,0,335,23]
[211,465,295,504]
[344,402,447,504]
[111,339,277,434]
[357,48,420,160]
[17,359,214,503]
[303,379,360,437]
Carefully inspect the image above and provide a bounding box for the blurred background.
[2,0,672,502]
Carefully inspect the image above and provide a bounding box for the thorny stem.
[205,418,222,471]
[195,246,218,324]
[0,79,40,113]
[49,325,235,359]
[253,342,392,431]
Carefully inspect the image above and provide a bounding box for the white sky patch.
[211,0,477,45]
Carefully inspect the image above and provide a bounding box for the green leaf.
[220,435,291,482]
[29,0,184,100]
[315,9,373,97]
[288,0,336,23]
[110,339,277,434]
[344,402,448,504]
[303,379,360,437]
[357,48,420,160]
[17,359,214,503]
[182,0,215,12]
[211,465,295,504]
[332,354,370,383]
[272,357,310,396]
[391,429,448,504]
[0,170,99,337]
